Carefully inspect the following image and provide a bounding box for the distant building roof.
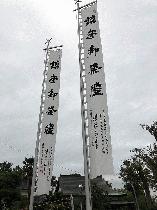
[58,174,85,195]
[108,192,127,196]
[58,174,116,196]
[110,201,135,207]
[58,174,135,208]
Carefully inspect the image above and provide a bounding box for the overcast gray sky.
[0,0,157,181]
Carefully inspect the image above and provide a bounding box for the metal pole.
[78,185,83,210]
[29,39,52,210]
[70,194,75,210]
[74,1,92,210]
[80,202,82,210]
[130,182,140,210]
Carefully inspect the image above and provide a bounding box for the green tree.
[140,122,157,191]
[120,121,157,210]
[91,183,111,210]
[140,121,157,141]
[120,152,153,209]
[34,192,71,210]
[22,157,34,200]
[0,161,22,209]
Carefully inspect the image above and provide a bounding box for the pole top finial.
[45,38,52,45]
[74,0,82,4]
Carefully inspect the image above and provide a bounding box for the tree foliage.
[141,121,157,141]
[120,121,157,210]
[92,184,111,210]
[0,161,22,209]
[22,157,34,200]
[0,157,34,209]
[34,192,71,210]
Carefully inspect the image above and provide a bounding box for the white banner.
[36,49,62,195]
[81,3,114,178]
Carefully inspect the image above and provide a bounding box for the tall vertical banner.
[36,49,62,195]
[81,3,114,178]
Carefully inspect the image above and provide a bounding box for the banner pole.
[75,1,92,210]
[29,39,52,210]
